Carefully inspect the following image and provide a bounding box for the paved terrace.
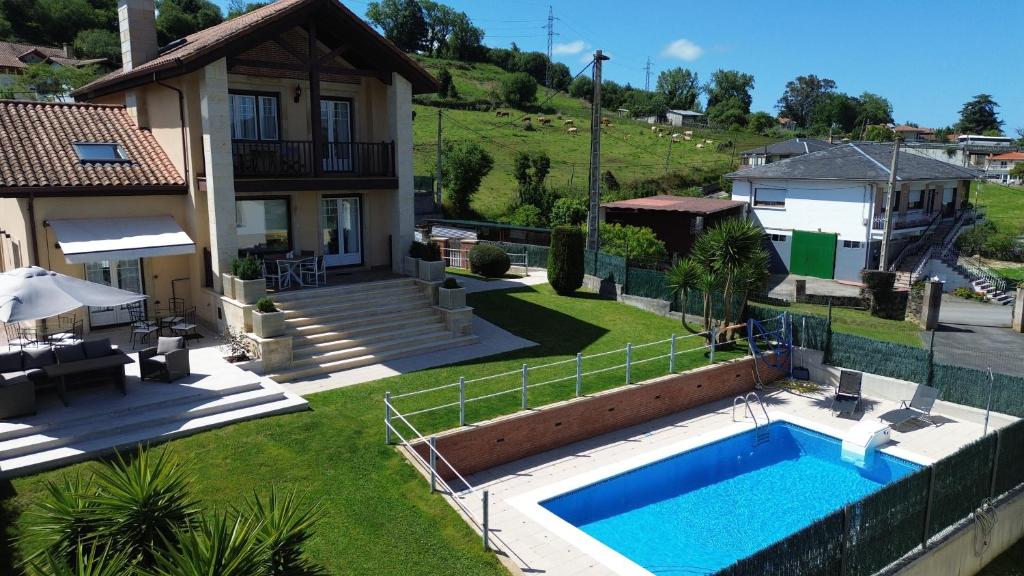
[434,384,1013,576]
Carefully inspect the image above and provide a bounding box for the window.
[230,93,279,141]
[768,233,787,242]
[235,198,291,253]
[753,188,786,208]
[843,240,862,249]
[908,189,924,210]
[72,142,129,163]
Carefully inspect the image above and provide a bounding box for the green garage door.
[790,230,837,279]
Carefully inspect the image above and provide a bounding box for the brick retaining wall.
[412,354,787,481]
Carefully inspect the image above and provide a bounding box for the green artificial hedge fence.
[927,433,998,539]
[715,510,844,576]
[993,419,1024,496]
[845,468,930,576]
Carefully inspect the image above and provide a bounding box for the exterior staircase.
[266,277,478,383]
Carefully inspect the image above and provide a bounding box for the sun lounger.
[880,385,940,428]
[830,370,862,416]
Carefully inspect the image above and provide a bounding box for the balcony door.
[321,99,352,172]
[320,196,362,266]
[84,259,143,327]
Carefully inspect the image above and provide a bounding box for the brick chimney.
[118,0,158,72]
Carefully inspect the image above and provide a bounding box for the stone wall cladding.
[412,354,787,481]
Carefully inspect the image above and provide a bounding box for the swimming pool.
[538,421,920,575]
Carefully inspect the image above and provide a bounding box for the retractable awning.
[48,216,195,264]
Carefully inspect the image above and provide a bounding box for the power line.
[644,57,652,91]
[544,5,559,89]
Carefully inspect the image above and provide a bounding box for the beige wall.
[0,198,31,271]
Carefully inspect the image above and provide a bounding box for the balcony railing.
[871,207,956,231]
[232,141,395,178]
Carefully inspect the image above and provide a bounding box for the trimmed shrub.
[860,269,895,292]
[421,242,442,262]
[255,296,277,313]
[469,244,511,277]
[548,225,585,295]
[235,256,262,281]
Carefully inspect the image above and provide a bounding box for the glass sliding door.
[84,259,143,327]
[320,196,362,266]
[320,99,352,172]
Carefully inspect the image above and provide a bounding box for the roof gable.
[740,137,833,157]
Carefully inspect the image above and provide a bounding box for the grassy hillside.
[410,56,779,219]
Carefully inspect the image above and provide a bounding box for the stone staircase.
[893,220,957,291]
[266,278,478,383]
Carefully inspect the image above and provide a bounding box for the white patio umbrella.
[0,266,147,323]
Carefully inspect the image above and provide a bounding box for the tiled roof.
[740,138,834,157]
[0,41,105,70]
[727,142,982,182]
[74,0,437,99]
[990,152,1024,161]
[0,100,184,190]
[602,195,745,215]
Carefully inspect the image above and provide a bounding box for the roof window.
[73,142,130,163]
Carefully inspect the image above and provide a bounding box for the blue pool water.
[541,422,920,575]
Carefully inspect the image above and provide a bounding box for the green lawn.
[992,266,1024,282]
[2,284,739,574]
[973,181,1024,236]
[760,301,923,348]
[445,267,522,281]
[410,56,779,219]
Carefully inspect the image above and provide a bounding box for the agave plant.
[242,489,326,576]
[147,513,269,576]
[88,447,201,568]
[22,475,101,567]
[25,542,134,576]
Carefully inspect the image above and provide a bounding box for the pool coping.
[506,411,935,576]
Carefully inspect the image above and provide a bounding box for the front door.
[84,259,143,327]
[321,197,362,266]
[321,99,352,172]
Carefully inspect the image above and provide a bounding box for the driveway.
[937,295,1012,328]
[929,296,1023,376]
[767,274,862,301]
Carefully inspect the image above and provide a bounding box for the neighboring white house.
[987,152,1024,184]
[738,138,833,168]
[642,109,705,126]
[727,142,979,282]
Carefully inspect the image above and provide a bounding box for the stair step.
[289,329,457,368]
[291,309,440,343]
[292,323,445,357]
[271,278,417,304]
[269,334,480,383]
[285,299,431,327]
[0,394,308,479]
[276,285,425,314]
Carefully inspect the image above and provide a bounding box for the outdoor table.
[41,353,134,405]
[275,258,310,288]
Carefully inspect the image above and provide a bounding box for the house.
[727,143,979,282]
[0,0,471,382]
[0,41,107,100]
[986,152,1024,185]
[600,195,746,259]
[739,138,833,168]
[892,125,935,142]
[642,109,705,127]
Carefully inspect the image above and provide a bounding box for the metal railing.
[231,140,395,177]
[889,212,942,272]
[443,247,469,269]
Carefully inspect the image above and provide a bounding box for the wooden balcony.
[229,141,397,191]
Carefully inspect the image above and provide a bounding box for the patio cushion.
[83,338,113,359]
[156,337,183,355]
[147,355,168,366]
[0,371,28,386]
[0,350,22,372]
[54,343,86,364]
[2,371,27,382]
[23,347,55,369]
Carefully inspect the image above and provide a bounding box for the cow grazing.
[563,119,575,126]
[567,126,579,135]
[696,143,704,149]
[684,130,693,136]
[495,110,510,117]
[538,117,552,125]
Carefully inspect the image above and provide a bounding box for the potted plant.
[233,256,266,304]
[222,258,240,299]
[406,242,422,277]
[418,242,445,282]
[438,277,466,309]
[252,296,285,338]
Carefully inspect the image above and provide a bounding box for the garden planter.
[438,287,466,310]
[418,260,445,282]
[252,310,286,338]
[221,273,236,299]
[405,256,420,277]
[234,277,266,305]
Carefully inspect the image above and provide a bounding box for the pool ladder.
[733,392,771,446]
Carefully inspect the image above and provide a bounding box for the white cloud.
[553,40,588,56]
[661,38,703,61]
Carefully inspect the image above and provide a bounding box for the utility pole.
[878,138,901,270]
[586,50,609,252]
[544,6,557,89]
[644,57,652,91]
[435,109,443,206]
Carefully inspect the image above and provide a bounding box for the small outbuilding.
[600,195,747,258]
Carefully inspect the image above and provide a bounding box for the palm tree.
[666,259,697,330]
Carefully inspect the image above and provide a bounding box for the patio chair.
[140,336,190,382]
[830,370,862,416]
[4,323,33,350]
[127,302,158,350]
[301,256,326,287]
[158,297,185,335]
[264,259,292,291]
[881,385,940,428]
[171,307,200,343]
[49,315,83,344]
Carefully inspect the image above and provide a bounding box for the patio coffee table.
[41,352,134,405]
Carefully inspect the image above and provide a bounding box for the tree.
[863,124,894,142]
[776,74,836,127]
[444,12,484,61]
[512,151,551,208]
[365,0,426,53]
[21,0,111,46]
[855,92,894,128]
[955,94,1003,134]
[548,226,584,295]
[227,0,268,18]
[156,0,224,46]
[666,259,698,329]
[11,63,100,101]
[747,111,776,135]
[1016,127,1024,147]
[707,95,748,129]
[568,75,593,101]
[514,51,548,85]
[809,92,860,134]
[656,67,701,111]
[1009,163,1024,182]
[503,204,545,227]
[598,223,668,263]
[440,141,493,218]
[549,197,588,227]
[705,69,754,115]
[500,71,537,107]
[549,62,571,92]
[73,28,120,63]
[437,67,453,98]
[0,6,12,38]
[419,0,455,55]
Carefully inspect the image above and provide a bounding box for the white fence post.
[429,436,437,493]
[482,489,490,551]
[459,376,466,426]
[625,343,632,384]
[710,326,717,364]
[521,363,529,409]
[384,391,392,444]
[575,352,583,396]
[669,334,676,372]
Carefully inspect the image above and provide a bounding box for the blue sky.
[213,0,1023,132]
